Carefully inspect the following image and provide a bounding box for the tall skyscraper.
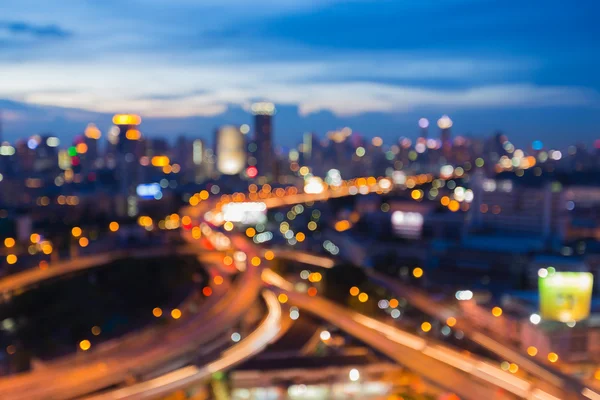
[112,114,142,217]
[302,132,314,164]
[215,125,245,175]
[418,118,429,138]
[84,123,101,170]
[251,102,275,179]
[438,115,453,158]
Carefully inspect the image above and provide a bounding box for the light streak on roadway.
[190,177,600,400]
[268,249,335,269]
[366,269,582,393]
[262,269,573,400]
[84,290,282,400]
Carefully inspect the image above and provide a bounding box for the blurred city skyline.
[1,0,600,147]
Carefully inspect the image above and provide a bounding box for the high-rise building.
[418,118,429,138]
[437,115,453,159]
[302,132,314,165]
[469,172,565,241]
[251,102,275,179]
[215,125,245,175]
[113,114,142,155]
[84,123,101,170]
[112,114,143,217]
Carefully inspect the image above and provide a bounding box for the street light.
[109,222,119,232]
[79,340,91,351]
[530,314,541,325]
[71,227,82,238]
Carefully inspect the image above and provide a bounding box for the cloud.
[294,83,599,116]
[0,21,70,38]
[16,79,598,119]
[0,0,598,136]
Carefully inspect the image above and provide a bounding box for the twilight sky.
[1,0,599,148]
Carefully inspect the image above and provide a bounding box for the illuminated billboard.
[136,183,162,200]
[391,211,424,239]
[222,202,267,224]
[539,272,593,322]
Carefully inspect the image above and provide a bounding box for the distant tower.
[302,132,314,164]
[251,102,276,179]
[112,114,142,217]
[84,123,101,169]
[438,115,453,158]
[418,118,429,138]
[215,126,245,175]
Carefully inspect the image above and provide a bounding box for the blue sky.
[1,0,599,148]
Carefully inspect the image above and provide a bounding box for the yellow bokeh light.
[191,226,201,239]
[4,238,15,248]
[548,352,559,363]
[509,363,519,373]
[389,298,399,308]
[299,166,310,176]
[251,256,261,267]
[223,256,233,266]
[79,237,89,247]
[334,220,351,232]
[224,221,234,231]
[412,267,423,278]
[527,346,538,357]
[151,156,170,167]
[448,200,460,212]
[189,196,199,206]
[30,233,41,243]
[71,227,82,238]
[112,114,141,126]
[594,369,600,381]
[109,222,119,232]
[421,322,432,332]
[41,243,52,255]
[76,142,88,154]
[171,309,182,319]
[84,123,101,139]
[79,340,91,351]
[446,317,457,327]
[349,286,360,296]
[309,272,322,283]
[308,221,317,231]
[6,254,17,265]
[296,232,306,242]
[358,292,369,303]
[278,294,288,304]
[411,190,422,200]
[125,129,141,141]
[246,227,256,237]
[199,190,209,200]
[213,275,224,285]
[153,307,163,317]
[138,216,152,227]
[440,196,450,206]
[492,306,503,317]
[264,250,275,261]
